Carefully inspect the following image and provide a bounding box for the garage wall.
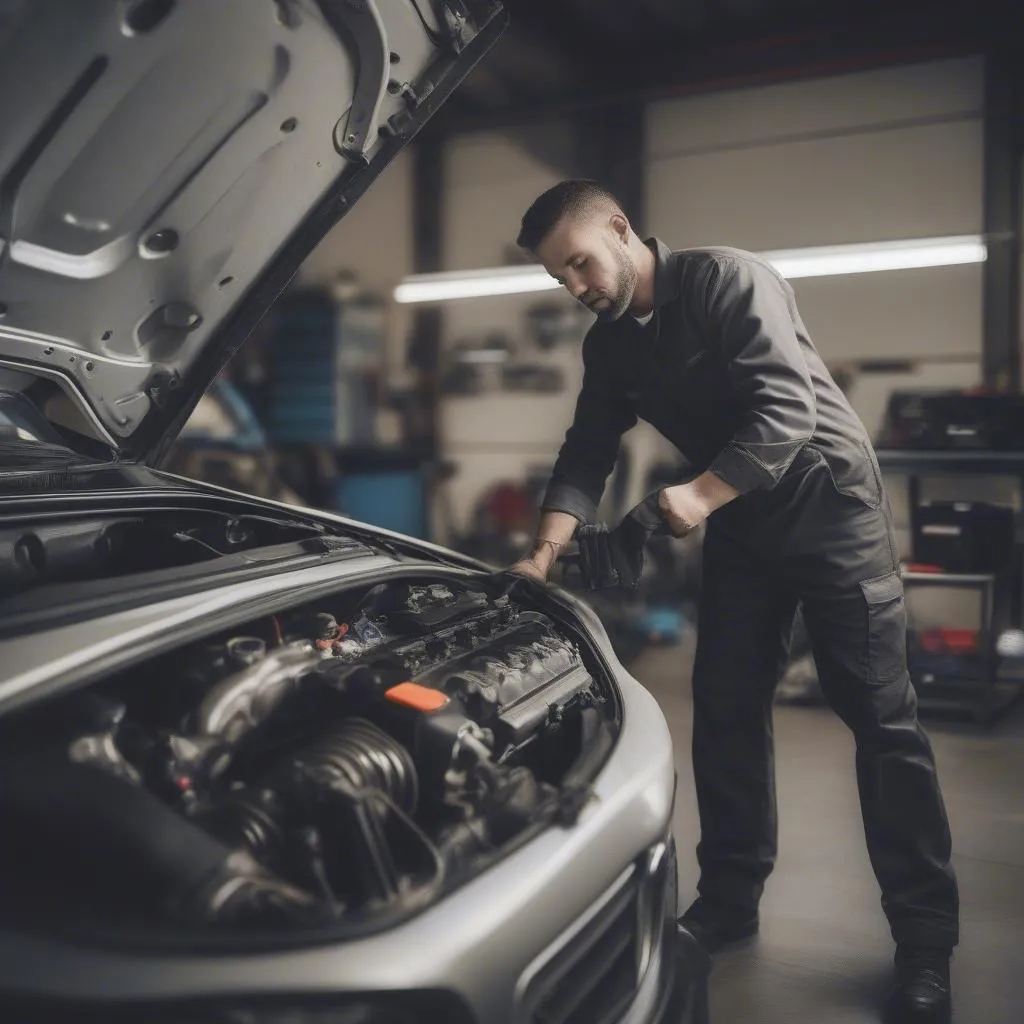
[438,124,592,541]
[646,56,985,436]
[646,58,983,249]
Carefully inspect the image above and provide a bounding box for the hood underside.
[0,0,505,464]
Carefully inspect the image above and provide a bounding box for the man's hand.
[509,555,550,583]
[577,490,667,590]
[508,511,579,584]
[577,474,740,590]
[657,484,710,536]
[509,533,570,585]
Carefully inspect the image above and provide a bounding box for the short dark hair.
[516,179,622,251]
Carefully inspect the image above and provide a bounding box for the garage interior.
[23,0,1022,1020]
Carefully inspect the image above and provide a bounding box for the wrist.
[660,483,709,522]
[529,537,562,572]
[697,470,740,510]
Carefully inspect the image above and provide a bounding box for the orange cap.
[385,682,449,713]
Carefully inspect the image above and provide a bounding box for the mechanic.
[509,180,958,1024]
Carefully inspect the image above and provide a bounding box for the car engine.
[0,575,614,942]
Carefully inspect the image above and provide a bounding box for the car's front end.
[0,477,708,1024]
[0,2,708,1020]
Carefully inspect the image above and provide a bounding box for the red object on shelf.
[484,482,534,533]
[916,628,980,655]
[905,563,945,574]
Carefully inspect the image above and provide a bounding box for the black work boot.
[886,945,952,1023]
[678,897,759,954]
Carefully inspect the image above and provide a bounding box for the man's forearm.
[526,511,580,573]
[659,470,740,534]
[688,470,741,515]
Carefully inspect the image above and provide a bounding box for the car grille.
[518,846,669,1024]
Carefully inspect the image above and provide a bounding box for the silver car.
[0,2,709,1022]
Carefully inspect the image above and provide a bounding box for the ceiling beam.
[447,0,997,133]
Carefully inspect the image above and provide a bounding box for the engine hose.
[0,749,318,926]
[283,718,418,814]
[194,642,324,745]
[190,795,286,865]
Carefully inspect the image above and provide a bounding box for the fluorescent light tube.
[762,235,987,280]
[394,265,561,303]
[456,348,512,364]
[393,235,987,303]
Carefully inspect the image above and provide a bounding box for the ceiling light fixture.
[761,235,987,280]
[394,265,561,303]
[393,234,987,304]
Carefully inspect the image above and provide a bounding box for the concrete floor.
[632,638,1024,1024]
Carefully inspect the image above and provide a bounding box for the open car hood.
[0,0,505,465]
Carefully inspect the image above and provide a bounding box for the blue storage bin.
[336,470,426,539]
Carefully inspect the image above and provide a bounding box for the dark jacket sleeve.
[704,256,816,494]
[541,330,638,523]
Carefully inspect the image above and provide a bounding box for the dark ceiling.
[449,0,1015,128]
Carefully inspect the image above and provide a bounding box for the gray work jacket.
[541,238,883,526]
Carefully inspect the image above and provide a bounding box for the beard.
[588,246,638,322]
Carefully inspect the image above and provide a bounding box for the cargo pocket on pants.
[860,571,908,684]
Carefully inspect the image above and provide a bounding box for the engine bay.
[0,573,616,945]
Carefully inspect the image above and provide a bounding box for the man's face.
[535,211,637,322]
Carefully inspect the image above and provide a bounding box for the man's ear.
[609,211,630,244]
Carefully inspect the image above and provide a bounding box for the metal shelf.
[901,554,1018,723]
[903,571,998,586]
[879,446,1024,620]
[878,451,1024,724]
[877,449,1024,474]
